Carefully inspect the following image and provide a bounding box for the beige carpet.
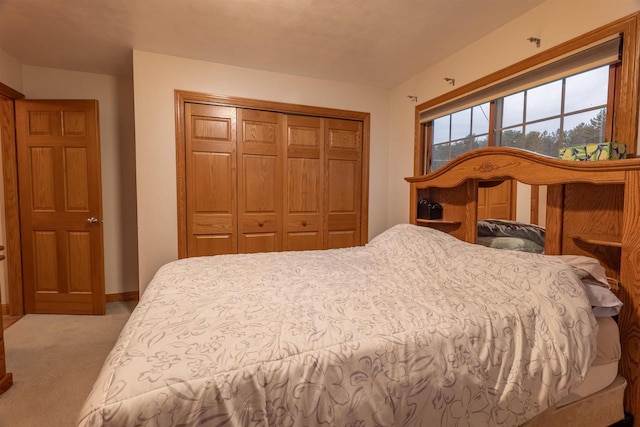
[0,301,137,427]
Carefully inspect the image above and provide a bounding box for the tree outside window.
[427,66,610,172]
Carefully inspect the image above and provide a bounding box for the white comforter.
[78,224,597,426]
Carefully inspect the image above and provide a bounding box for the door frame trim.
[0,82,25,316]
[174,90,371,259]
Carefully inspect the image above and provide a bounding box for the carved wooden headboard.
[405,146,640,419]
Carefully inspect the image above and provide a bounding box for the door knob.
[87,217,99,224]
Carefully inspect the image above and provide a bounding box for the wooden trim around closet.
[175,90,371,258]
[361,114,371,242]
[0,82,23,101]
[175,91,187,259]
[0,83,24,316]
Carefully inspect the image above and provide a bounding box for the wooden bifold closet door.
[284,115,324,251]
[325,118,363,249]
[185,103,237,256]
[183,102,365,257]
[237,109,283,253]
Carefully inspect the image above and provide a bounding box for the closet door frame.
[175,90,370,258]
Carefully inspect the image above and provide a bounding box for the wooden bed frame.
[405,147,640,424]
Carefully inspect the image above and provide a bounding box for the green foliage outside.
[431,108,606,171]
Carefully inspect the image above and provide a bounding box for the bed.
[80,224,607,426]
[78,147,640,426]
[406,147,640,426]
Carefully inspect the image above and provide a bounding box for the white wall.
[0,49,23,93]
[0,57,138,303]
[387,0,640,228]
[22,66,139,295]
[515,183,532,224]
[133,50,390,292]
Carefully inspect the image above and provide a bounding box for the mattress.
[557,316,621,406]
[77,224,598,426]
[520,317,623,426]
[522,375,626,427]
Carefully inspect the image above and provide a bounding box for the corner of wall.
[0,49,23,93]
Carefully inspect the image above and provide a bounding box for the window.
[427,66,611,170]
[431,103,490,170]
[499,66,609,156]
[500,67,609,154]
[414,13,640,176]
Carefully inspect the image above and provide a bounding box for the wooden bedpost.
[544,184,564,255]
[620,169,640,422]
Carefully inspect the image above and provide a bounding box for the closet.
[177,92,369,258]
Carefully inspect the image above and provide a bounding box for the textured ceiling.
[0,0,546,88]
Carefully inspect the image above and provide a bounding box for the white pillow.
[582,278,623,317]
[553,255,609,287]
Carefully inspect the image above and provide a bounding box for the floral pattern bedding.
[77,224,597,427]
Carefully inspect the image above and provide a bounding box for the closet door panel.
[241,232,279,254]
[243,155,278,213]
[185,103,237,257]
[286,231,322,251]
[283,115,324,251]
[194,234,234,256]
[325,119,362,249]
[285,157,322,249]
[192,152,233,213]
[327,230,357,249]
[238,109,282,253]
[288,158,321,212]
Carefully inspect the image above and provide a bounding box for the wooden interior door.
[283,115,324,251]
[185,103,237,257]
[237,109,282,253]
[325,118,362,249]
[16,100,105,314]
[477,180,516,221]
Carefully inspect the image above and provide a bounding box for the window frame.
[414,12,640,176]
[493,67,613,155]
[430,103,492,171]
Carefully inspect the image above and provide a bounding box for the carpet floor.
[0,301,137,427]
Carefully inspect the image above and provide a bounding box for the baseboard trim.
[2,293,140,312]
[105,291,139,303]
